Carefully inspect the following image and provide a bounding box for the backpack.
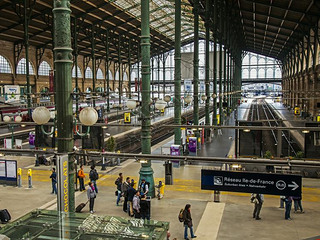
[90,169,99,181]
[140,182,150,193]
[178,209,185,222]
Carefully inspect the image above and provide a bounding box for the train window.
[314,132,320,146]
[0,55,12,73]
[38,61,51,76]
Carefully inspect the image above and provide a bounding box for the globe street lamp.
[3,115,22,149]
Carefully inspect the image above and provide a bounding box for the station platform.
[1,133,320,240]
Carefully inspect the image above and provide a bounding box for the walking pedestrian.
[78,165,85,191]
[115,173,123,206]
[284,196,293,220]
[87,182,97,214]
[251,193,264,220]
[89,165,99,194]
[182,204,196,239]
[140,193,150,220]
[50,168,57,194]
[122,177,131,213]
[293,196,304,213]
[133,191,141,218]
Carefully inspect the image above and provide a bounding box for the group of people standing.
[115,173,150,220]
[251,193,304,221]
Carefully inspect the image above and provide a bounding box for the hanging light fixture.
[201,95,207,101]
[126,99,137,110]
[32,107,51,125]
[164,95,171,103]
[79,107,98,126]
[155,100,166,110]
[184,95,192,104]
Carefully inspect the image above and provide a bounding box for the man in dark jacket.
[183,204,196,240]
[127,186,136,217]
[50,168,57,194]
[122,177,131,213]
[251,193,264,220]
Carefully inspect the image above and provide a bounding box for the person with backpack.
[115,173,123,206]
[122,177,131,213]
[50,168,57,194]
[251,193,264,220]
[139,179,149,195]
[89,165,99,194]
[182,204,196,239]
[87,182,97,214]
[78,165,85,191]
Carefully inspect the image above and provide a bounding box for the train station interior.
[0,0,320,239]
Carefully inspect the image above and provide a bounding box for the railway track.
[247,98,300,157]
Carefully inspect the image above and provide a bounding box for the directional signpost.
[201,170,302,197]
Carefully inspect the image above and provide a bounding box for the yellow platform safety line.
[19,169,320,202]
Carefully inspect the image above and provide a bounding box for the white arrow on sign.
[288,181,299,191]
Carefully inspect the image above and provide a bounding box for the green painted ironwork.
[174,0,181,146]
[139,0,155,198]
[212,0,218,126]
[24,0,31,117]
[91,25,96,107]
[204,0,210,140]
[53,0,75,212]
[193,0,200,145]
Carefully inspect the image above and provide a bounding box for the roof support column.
[139,0,155,197]
[118,36,122,106]
[105,31,110,112]
[53,0,75,212]
[193,0,200,143]
[157,54,160,98]
[73,18,79,116]
[128,39,132,99]
[24,0,31,116]
[137,45,141,102]
[91,25,96,107]
[174,0,182,146]
[218,0,223,126]
[212,0,218,126]
[204,0,211,141]
[223,1,227,118]
[162,53,167,96]
[151,58,154,100]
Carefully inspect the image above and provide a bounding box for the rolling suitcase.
[75,200,89,213]
[0,209,11,223]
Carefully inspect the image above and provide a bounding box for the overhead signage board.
[201,169,302,197]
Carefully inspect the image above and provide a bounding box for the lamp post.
[32,106,98,212]
[3,115,22,149]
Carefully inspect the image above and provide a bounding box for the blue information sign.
[201,169,302,197]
